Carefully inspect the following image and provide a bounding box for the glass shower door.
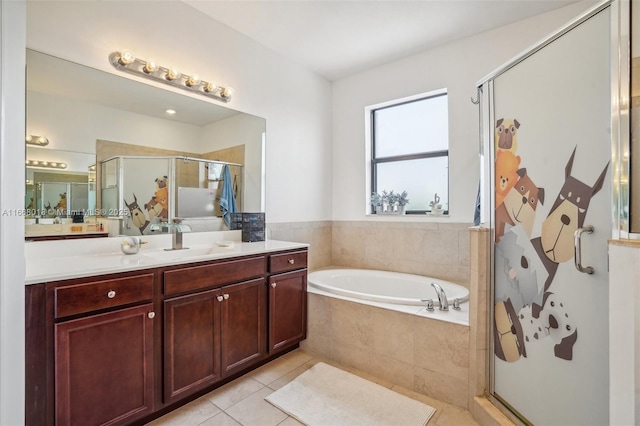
[484,6,611,425]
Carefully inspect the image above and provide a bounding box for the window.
[368,90,449,214]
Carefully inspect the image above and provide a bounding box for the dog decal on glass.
[495,118,520,153]
[531,147,609,291]
[495,168,545,242]
[124,193,150,234]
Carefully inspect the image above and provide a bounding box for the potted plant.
[396,191,409,214]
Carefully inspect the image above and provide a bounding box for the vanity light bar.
[109,50,234,103]
[25,159,67,169]
[26,135,49,146]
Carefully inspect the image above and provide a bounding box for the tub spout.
[431,282,449,311]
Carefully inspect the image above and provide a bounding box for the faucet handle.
[421,299,435,312]
[453,298,461,310]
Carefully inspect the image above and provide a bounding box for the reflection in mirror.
[25,49,266,239]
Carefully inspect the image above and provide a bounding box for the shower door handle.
[574,225,594,274]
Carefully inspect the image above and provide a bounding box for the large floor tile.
[206,377,265,410]
[226,387,288,426]
[145,397,221,426]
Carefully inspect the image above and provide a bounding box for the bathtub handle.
[422,299,435,312]
[453,298,461,310]
[574,225,595,274]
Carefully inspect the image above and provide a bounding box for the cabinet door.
[55,303,154,426]
[269,269,307,353]
[164,289,221,403]
[220,278,267,376]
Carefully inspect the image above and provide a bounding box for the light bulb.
[221,87,234,99]
[186,74,201,87]
[25,160,29,165]
[25,135,32,143]
[118,50,135,66]
[143,59,159,74]
[203,81,218,93]
[165,67,181,81]
[38,136,48,145]
[60,163,67,169]
[50,162,57,167]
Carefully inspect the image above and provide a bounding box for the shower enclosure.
[101,155,243,236]
[477,2,612,424]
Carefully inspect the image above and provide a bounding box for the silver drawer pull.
[148,312,155,319]
[217,295,224,302]
[107,290,116,299]
[271,282,277,288]
[223,293,229,300]
[288,259,295,265]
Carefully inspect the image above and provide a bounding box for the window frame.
[368,89,450,215]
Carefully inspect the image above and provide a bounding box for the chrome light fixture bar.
[25,159,67,169]
[109,50,234,103]
[26,135,49,146]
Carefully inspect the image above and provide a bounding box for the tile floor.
[147,349,479,426]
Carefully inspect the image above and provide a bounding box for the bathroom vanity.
[24,238,308,426]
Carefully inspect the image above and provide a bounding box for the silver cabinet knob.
[217,295,224,302]
[107,290,116,299]
[148,312,155,319]
[288,259,295,264]
[271,282,277,288]
[223,293,230,300]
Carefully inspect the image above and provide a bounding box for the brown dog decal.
[531,147,609,290]
[495,118,520,153]
[124,194,150,234]
[495,168,544,242]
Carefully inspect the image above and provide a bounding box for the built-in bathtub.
[303,268,471,408]
[308,268,469,326]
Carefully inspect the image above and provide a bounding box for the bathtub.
[302,268,471,401]
[307,268,469,307]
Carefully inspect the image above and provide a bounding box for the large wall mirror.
[25,49,266,238]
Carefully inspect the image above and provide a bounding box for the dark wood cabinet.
[55,303,155,426]
[220,278,267,376]
[26,248,307,426]
[163,289,222,404]
[269,269,307,354]
[268,249,308,354]
[164,273,267,402]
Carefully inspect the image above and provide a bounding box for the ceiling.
[183,0,582,81]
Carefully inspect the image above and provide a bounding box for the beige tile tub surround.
[301,293,471,409]
[331,221,472,285]
[267,221,332,270]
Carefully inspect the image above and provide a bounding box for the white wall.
[331,1,596,223]
[26,0,333,223]
[27,91,203,154]
[0,2,26,424]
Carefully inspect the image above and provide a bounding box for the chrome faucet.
[166,218,190,251]
[431,282,449,311]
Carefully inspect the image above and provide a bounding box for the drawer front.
[54,273,154,319]
[164,256,266,296]
[269,250,308,274]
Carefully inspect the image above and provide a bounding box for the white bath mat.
[265,362,436,426]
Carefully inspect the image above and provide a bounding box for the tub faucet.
[431,282,449,311]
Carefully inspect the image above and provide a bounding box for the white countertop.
[25,231,308,285]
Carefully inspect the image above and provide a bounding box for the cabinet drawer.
[269,250,308,274]
[54,273,154,319]
[164,256,266,296]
